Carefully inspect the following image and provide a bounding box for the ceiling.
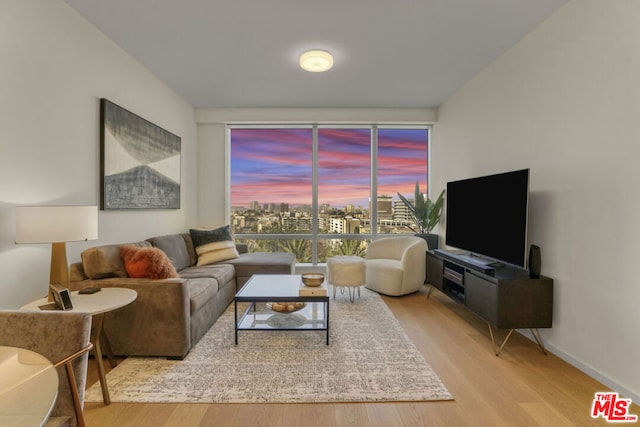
[64,0,568,109]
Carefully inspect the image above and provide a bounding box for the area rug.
[85,288,452,403]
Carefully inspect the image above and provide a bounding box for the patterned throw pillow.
[189,225,240,266]
[120,245,179,279]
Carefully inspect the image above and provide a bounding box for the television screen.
[445,169,529,267]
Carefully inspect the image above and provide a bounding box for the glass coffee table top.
[236,274,325,299]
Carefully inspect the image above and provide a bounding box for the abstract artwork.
[100,99,181,209]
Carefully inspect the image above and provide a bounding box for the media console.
[426,249,553,355]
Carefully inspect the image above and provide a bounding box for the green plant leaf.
[425,189,445,234]
[397,182,445,234]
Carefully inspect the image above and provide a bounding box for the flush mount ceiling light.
[299,49,334,72]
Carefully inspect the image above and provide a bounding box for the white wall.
[433,0,640,401]
[196,123,228,227]
[0,0,197,308]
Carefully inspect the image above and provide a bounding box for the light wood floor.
[84,287,637,426]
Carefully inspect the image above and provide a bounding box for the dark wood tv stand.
[426,249,553,355]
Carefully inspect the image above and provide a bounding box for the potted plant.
[397,182,445,249]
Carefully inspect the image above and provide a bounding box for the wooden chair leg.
[64,362,86,427]
[54,343,93,427]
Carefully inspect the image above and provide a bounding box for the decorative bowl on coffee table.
[266,301,306,313]
[301,273,324,287]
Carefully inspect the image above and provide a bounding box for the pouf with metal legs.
[326,256,366,303]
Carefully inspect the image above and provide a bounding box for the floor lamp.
[15,206,99,301]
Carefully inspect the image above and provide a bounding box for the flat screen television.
[445,168,529,268]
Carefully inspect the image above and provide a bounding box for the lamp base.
[49,242,69,301]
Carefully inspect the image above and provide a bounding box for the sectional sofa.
[69,232,295,359]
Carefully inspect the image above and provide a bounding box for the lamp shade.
[15,206,98,244]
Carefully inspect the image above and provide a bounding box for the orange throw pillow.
[120,245,179,280]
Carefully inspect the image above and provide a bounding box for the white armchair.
[365,236,428,296]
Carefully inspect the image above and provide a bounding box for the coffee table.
[235,274,330,345]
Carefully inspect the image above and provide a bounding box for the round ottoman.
[326,256,366,303]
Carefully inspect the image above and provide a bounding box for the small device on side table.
[49,283,73,310]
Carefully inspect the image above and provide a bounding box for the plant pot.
[415,233,439,250]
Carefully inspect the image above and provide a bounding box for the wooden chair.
[0,311,93,427]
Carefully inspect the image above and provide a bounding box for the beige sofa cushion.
[81,241,151,279]
[196,240,240,266]
[189,226,239,265]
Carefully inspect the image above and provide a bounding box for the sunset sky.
[230,127,428,208]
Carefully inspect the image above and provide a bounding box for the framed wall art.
[100,98,181,209]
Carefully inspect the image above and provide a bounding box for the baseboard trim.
[518,329,639,404]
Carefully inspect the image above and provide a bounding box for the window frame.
[227,123,432,265]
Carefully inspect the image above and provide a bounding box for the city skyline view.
[230,127,429,209]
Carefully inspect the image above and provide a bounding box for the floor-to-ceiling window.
[229,124,430,264]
